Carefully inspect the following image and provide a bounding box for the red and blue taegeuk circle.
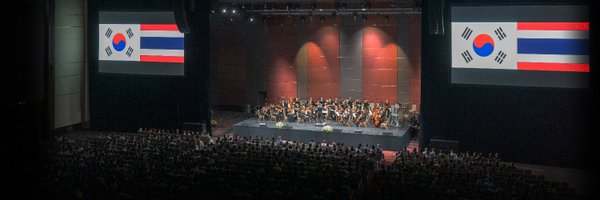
[472,34,494,57]
[112,33,126,52]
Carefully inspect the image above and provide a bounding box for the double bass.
[371,106,379,121]
[374,108,383,127]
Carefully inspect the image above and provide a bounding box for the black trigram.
[126,47,134,57]
[494,27,507,40]
[461,27,473,40]
[105,46,113,56]
[105,28,113,38]
[494,51,507,64]
[104,28,112,38]
[126,28,134,38]
[461,50,474,63]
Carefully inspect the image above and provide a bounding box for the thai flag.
[99,24,184,63]
[515,22,589,72]
[452,22,589,73]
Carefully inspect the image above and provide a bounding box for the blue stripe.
[140,37,184,50]
[517,38,588,55]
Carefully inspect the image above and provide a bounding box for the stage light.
[232,9,237,14]
[250,17,254,22]
[353,13,358,21]
[320,16,325,22]
[362,15,367,22]
[384,15,389,23]
[222,9,227,13]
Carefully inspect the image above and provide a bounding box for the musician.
[354,98,361,108]
[390,103,400,127]
[327,102,336,120]
[287,107,295,122]
[294,97,301,108]
[358,109,369,127]
[282,100,289,110]
[381,105,391,127]
[316,103,324,123]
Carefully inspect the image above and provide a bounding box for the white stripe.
[140,49,184,56]
[516,54,588,64]
[140,30,184,38]
[516,30,588,39]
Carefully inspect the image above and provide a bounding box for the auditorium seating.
[40,130,582,199]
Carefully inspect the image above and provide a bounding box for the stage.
[233,118,411,151]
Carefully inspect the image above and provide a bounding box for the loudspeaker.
[428,0,445,35]
[173,0,192,33]
[382,131,392,136]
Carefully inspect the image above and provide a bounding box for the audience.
[40,129,580,200]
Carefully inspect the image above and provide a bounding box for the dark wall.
[88,0,211,132]
[421,0,592,169]
[15,0,48,197]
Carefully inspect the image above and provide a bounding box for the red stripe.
[517,22,589,31]
[140,24,179,31]
[517,62,589,72]
[140,55,184,63]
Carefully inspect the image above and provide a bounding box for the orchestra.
[256,97,416,128]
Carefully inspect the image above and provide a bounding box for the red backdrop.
[266,17,298,103]
[307,20,340,99]
[362,16,399,102]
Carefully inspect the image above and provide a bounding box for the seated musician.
[359,109,369,128]
[257,106,266,121]
[327,103,336,121]
[286,107,295,122]
[362,99,369,110]
[354,98,361,108]
[335,107,343,124]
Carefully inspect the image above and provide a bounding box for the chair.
[380,119,390,130]
[296,113,305,124]
[359,117,370,128]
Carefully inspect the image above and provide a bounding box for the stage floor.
[233,118,411,150]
